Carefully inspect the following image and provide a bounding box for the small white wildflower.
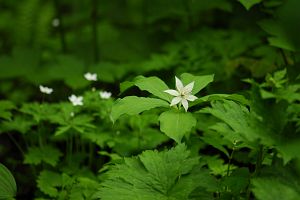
[70,112,75,117]
[69,95,83,106]
[52,18,60,27]
[164,76,198,112]
[99,91,112,99]
[84,72,97,81]
[39,85,53,94]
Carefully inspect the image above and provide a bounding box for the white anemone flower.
[69,95,83,106]
[39,85,53,94]
[99,91,112,99]
[84,72,97,81]
[164,76,198,112]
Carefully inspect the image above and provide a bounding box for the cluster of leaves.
[1,0,300,199]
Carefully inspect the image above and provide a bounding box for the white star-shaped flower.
[69,95,83,106]
[99,91,112,99]
[84,72,97,81]
[39,85,53,94]
[164,76,198,112]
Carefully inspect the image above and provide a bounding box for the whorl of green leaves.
[95,144,217,200]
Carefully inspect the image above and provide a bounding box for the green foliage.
[1,0,300,199]
[180,73,214,95]
[111,96,169,122]
[37,170,62,197]
[252,177,300,200]
[159,110,197,143]
[95,144,217,200]
[134,76,171,101]
[37,170,99,199]
[201,100,268,145]
[24,146,62,167]
[258,19,296,51]
[0,100,15,121]
[0,163,17,200]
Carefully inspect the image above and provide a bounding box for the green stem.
[246,145,264,199]
[75,135,80,154]
[271,149,278,166]
[226,148,235,176]
[67,135,73,163]
[88,143,94,168]
[7,133,25,156]
[69,135,73,158]
[280,48,289,66]
[7,133,37,178]
[253,145,264,177]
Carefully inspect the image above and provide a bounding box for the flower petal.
[185,94,198,101]
[183,81,194,94]
[170,96,182,106]
[175,76,184,92]
[182,99,189,112]
[164,89,179,96]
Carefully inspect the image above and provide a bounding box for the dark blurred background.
[0,0,300,101]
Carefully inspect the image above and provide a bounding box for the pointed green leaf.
[258,20,295,51]
[238,0,262,10]
[54,125,71,136]
[134,76,171,101]
[159,110,197,143]
[0,163,17,199]
[111,96,169,122]
[119,81,135,93]
[180,73,214,95]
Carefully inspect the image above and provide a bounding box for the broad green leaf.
[134,76,170,101]
[37,170,62,197]
[276,139,300,165]
[0,163,17,199]
[258,20,295,51]
[268,37,296,51]
[252,178,300,200]
[119,80,135,93]
[24,146,62,166]
[110,96,169,122]
[95,144,217,200]
[180,73,214,95]
[192,94,250,107]
[159,110,197,143]
[200,100,273,146]
[238,0,262,10]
